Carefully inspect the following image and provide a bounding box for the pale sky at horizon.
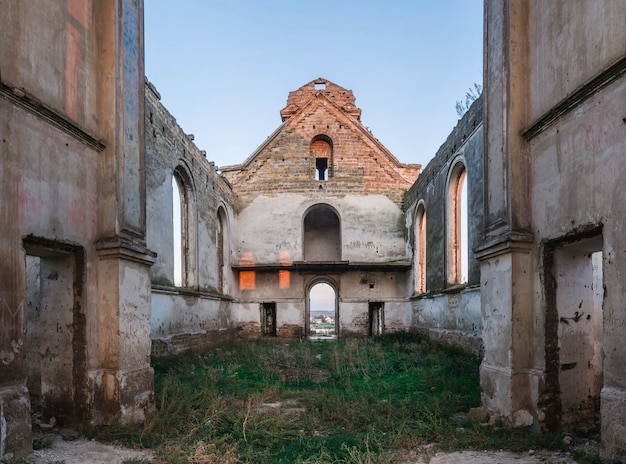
[144,1,484,171]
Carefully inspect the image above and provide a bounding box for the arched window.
[415,202,427,293]
[217,206,229,293]
[447,160,468,285]
[311,137,333,181]
[303,204,341,261]
[172,166,196,287]
[172,175,184,287]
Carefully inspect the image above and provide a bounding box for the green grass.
[95,333,573,463]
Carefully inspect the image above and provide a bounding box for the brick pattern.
[223,80,420,209]
[144,78,236,291]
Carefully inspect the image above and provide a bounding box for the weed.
[33,435,54,450]
[120,459,151,464]
[0,458,31,464]
[94,333,579,462]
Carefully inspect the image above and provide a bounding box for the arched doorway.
[307,280,338,339]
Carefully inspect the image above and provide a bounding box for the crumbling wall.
[227,79,415,338]
[144,80,238,355]
[480,1,626,459]
[0,0,154,457]
[404,96,484,354]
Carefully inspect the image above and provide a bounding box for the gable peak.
[280,78,362,122]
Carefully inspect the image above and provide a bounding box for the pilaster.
[92,238,156,424]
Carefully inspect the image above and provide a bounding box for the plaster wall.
[1,0,153,457]
[144,81,238,354]
[0,0,99,134]
[235,270,409,338]
[0,9,102,456]
[413,288,482,355]
[481,1,626,458]
[406,97,484,291]
[404,97,484,353]
[528,72,626,459]
[528,0,626,121]
[236,194,406,265]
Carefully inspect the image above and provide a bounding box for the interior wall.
[554,240,603,426]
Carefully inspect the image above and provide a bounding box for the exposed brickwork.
[144,78,236,292]
[280,78,362,121]
[405,95,484,291]
[222,79,420,209]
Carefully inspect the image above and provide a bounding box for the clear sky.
[144,1,483,171]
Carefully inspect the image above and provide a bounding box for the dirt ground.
[28,435,155,464]
[402,446,579,464]
[22,436,587,464]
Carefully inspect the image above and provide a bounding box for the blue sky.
[144,1,483,170]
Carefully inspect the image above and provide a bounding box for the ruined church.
[1,1,625,461]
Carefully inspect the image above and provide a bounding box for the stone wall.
[0,0,153,458]
[226,79,416,338]
[144,79,238,356]
[480,1,626,459]
[405,96,484,354]
[222,79,420,209]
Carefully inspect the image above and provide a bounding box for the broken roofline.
[219,78,421,173]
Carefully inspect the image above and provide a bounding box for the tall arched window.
[172,166,196,287]
[172,175,184,287]
[415,202,427,293]
[217,206,229,293]
[447,160,468,285]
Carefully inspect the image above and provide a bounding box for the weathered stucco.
[2,1,625,461]
[144,79,237,355]
[0,0,154,458]
[479,0,626,459]
[404,96,484,354]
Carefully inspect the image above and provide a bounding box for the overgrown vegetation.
[455,83,482,117]
[94,333,569,463]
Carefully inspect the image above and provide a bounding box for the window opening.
[315,157,328,181]
[311,138,332,180]
[415,205,427,293]
[217,208,227,293]
[308,282,337,339]
[172,175,184,287]
[172,167,197,288]
[447,162,468,285]
[314,82,326,90]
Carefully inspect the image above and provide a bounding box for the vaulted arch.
[303,204,341,261]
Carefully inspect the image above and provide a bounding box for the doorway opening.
[24,239,86,428]
[307,281,337,339]
[261,302,277,336]
[368,302,384,336]
[544,232,603,429]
